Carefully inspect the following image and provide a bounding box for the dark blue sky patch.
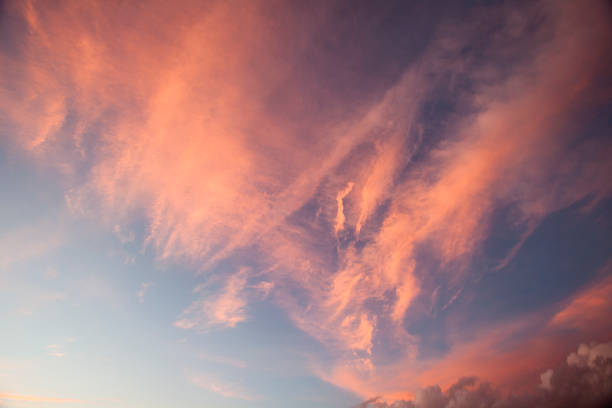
[461,197,612,328]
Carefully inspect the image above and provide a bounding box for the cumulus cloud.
[361,341,612,408]
[566,342,612,370]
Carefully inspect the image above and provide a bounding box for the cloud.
[566,342,612,369]
[335,182,355,236]
[321,258,612,401]
[45,344,65,358]
[44,267,58,280]
[113,224,135,245]
[198,352,247,369]
[292,0,612,396]
[175,268,271,330]
[1,0,611,401]
[190,374,256,400]
[137,281,154,304]
[360,341,612,408]
[548,262,612,334]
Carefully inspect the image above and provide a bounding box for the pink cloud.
[175,268,271,330]
[548,261,612,334]
[1,0,611,401]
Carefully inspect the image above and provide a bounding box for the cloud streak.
[191,374,256,401]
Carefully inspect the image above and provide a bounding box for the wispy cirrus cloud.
[548,261,612,333]
[190,374,256,401]
[137,281,154,304]
[175,271,249,330]
[198,352,246,369]
[1,0,611,402]
[175,268,274,330]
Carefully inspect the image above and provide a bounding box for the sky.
[0,0,611,407]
